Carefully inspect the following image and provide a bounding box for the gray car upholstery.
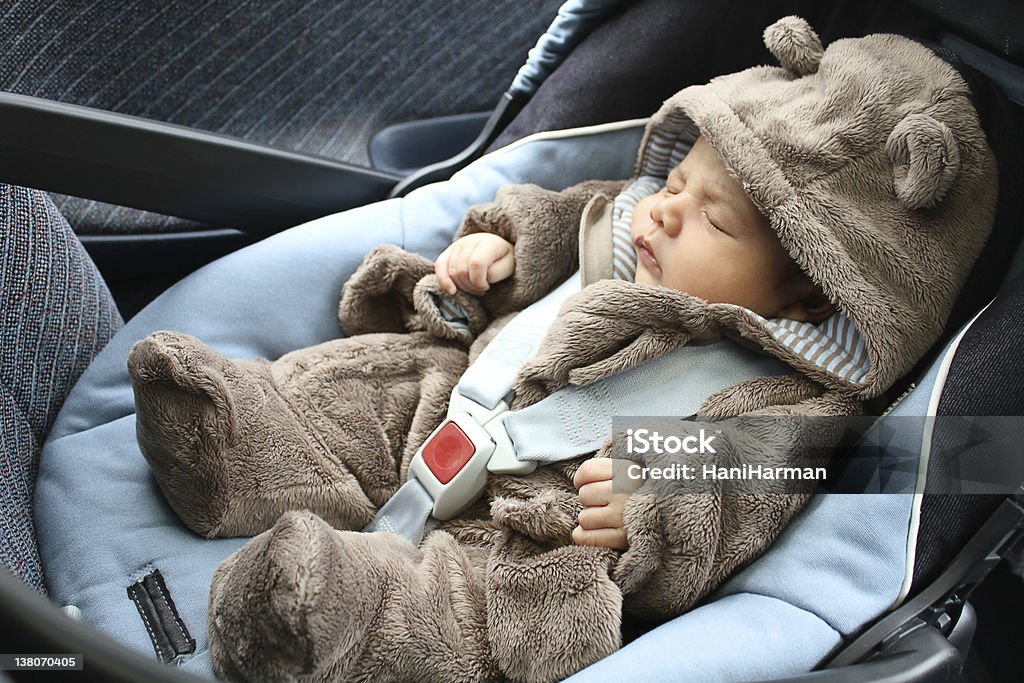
[0,0,561,234]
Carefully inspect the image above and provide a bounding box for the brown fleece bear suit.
[127,18,996,683]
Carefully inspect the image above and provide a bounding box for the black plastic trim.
[758,625,963,683]
[79,230,255,280]
[0,92,401,237]
[388,91,525,198]
[369,111,491,176]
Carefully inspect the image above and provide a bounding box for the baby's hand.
[572,458,640,551]
[435,234,516,296]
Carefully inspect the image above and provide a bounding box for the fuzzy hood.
[617,16,998,399]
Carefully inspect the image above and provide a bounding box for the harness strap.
[456,272,582,410]
[363,274,582,544]
[363,479,437,542]
[365,272,793,545]
[507,340,794,463]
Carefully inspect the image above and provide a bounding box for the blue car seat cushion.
[34,117,1018,682]
[0,185,123,594]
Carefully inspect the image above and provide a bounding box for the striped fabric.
[607,119,697,281]
[0,185,123,593]
[764,315,869,383]
[638,112,699,178]
[610,175,661,282]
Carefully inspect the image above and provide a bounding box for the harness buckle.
[407,388,537,520]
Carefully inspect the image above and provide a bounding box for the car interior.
[1,0,1023,681]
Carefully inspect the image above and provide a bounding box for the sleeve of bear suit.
[454,179,627,317]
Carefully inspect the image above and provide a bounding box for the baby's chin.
[632,265,658,287]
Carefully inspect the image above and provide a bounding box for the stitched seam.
[128,587,163,660]
[555,394,582,446]
[151,574,189,646]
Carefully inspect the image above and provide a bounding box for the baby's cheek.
[631,196,657,234]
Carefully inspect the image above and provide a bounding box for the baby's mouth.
[635,236,660,273]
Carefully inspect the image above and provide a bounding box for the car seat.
[2,1,1023,681]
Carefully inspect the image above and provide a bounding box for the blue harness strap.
[507,340,793,463]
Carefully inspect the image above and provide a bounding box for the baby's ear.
[777,280,834,323]
[886,113,962,210]
[800,295,836,324]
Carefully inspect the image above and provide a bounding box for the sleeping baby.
[127,17,996,682]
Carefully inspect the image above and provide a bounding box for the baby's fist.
[435,234,515,296]
[571,457,641,551]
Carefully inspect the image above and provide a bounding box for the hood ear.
[886,113,962,210]
[763,16,823,76]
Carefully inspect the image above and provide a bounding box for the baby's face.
[631,136,800,318]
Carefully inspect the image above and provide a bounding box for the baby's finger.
[572,525,628,550]
[466,243,492,292]
[486,248,516,285]
[577,505,623,531]
[434,248,456,295]
[573,458,613,489]
[448,242,479,295]
[578,480,613,507]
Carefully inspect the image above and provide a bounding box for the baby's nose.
[651,195,685,237]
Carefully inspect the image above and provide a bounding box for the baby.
[127,17,996,683]
[432,135,834,551]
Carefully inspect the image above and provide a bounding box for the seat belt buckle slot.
[485,412,536,475]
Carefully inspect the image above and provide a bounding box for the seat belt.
[365,273,793,544]
[364,273,582,541]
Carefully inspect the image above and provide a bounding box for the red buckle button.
[422,422,476,484]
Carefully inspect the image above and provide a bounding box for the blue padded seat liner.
[34,123,643,675]
[37,119,939,680]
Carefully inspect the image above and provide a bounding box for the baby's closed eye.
[702,208,731,236]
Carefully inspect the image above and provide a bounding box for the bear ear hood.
[624,16,998,399]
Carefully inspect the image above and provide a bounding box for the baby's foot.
[207,511,385,682]
[128,331,374,537]
[209,511,498,682]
